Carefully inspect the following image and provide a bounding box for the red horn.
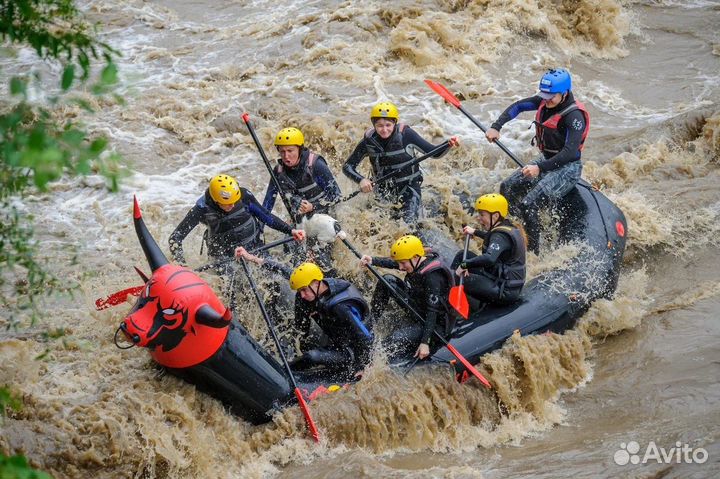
[134,266,149,283]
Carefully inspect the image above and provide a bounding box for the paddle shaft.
[238,258,320,442]
[242,113,296,221]
[97,237,295,310]
[338,235,491,388]
[336,141,450,204]
[195,235,295,272]
[458,233,471,287]
[457,105,524,168]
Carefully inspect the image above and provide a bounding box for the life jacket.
[364,123,421,186]
[121,264,231,369]
[274,149,326,204]
[317,278,372,340]
[406,254,455,300]
[534,99,590,155]
[200,189,260,256]
[410,254,455,335]
[482,220,526,291]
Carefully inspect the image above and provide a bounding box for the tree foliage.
[1,0,124,321]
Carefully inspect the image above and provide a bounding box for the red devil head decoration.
[117,196,232,369]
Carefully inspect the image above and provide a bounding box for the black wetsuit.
[292,278,373,374]
[342,124,450,224]
[257,259,373,374]
[451,220,527,307]
[369,253,454,358]
[169,188,293,263]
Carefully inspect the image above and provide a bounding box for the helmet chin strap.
[310,281,322,301]
[409,256,421,273]
[489,213,502,231]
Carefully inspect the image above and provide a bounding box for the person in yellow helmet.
[236,249,373,376]
[168,174,305,265]
[453,193,527,309]
[342,101,459,224]
[359,234,454,360]
[262,127,342,271]
[262,127,341,219]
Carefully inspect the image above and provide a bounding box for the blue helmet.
[538,68,572,96]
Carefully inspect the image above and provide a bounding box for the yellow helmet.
[209,174,241,205]
[474,193,508,217]
[274,127,304,147]
[370,102,399,122]
[390,235,424,261]
[289,262,324,290]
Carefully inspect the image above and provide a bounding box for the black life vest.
[274,149,326,204]
[405,253,455,300]
[315,278,372,339]
[482,220,527,290]
[408,254,455,335]
[534,99,590,155]
[364,123,422,186]
[200,189,260,255]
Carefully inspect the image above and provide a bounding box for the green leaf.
[61,128,85,147]
[61,64,75,90]
[10,77,26,96]
[0,453,53,479]
[100,62,118,86]
[89,137,108,153]
[71,98,95,113]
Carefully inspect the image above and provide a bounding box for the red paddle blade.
[424,79,461,108]
[449,285,469,319]
[95,285,144,311]
[294,387,320,442]
[446,344,492,389]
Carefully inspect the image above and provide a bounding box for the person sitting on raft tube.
[342,101,459,225]
[485,68,589,254]
[360,235,454,360]
[235,248,374,377]
[262,127,342,220]
[453,194,527,310]
[169,174,305,265]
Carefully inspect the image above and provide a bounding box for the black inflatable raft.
[120,183,626,425]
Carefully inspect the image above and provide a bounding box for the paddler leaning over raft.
[236,247,374,378]
[168,174,306,269]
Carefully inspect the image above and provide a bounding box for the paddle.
[449,233,471,320]
[425,78,603,237]
[425,79,525,168]
[335,140,451,204]
[333,224,492,389]
[194,235,296,273]
[241,113,296,221]
[95,236,296,311]
[238,257,321,443]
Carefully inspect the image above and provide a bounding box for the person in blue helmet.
[485,68,590,254]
